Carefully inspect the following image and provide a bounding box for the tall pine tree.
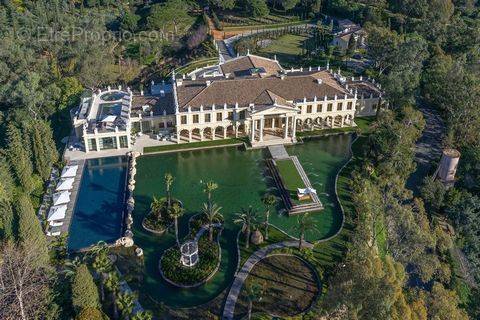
[15,193,49,267]
[6,123,35,193]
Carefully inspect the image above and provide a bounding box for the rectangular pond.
[68,156,127,251]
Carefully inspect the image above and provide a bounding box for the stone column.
[95,137,100,151]
[200,129,204,141]
[188,131,192,142]
[176,129,180,144]
[250,120,255,142]
[115,136,120,149]
[284,116,289,139]
[292,117,297,138]
[259,118,264,142]
[223,127,227,139]
[235,124,239,138]
[272,118,275,129]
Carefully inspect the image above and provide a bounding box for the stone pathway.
[194,223,222,242]
[222,240,313,320]
[268,144,289,159]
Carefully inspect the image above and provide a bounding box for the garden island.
[1,1,478,320]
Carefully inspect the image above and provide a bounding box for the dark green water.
[132,134,352,308]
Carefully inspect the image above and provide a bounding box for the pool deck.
[61,159,85,234]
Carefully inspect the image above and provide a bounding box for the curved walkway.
[222,240,313,320]
[194,222,222,241]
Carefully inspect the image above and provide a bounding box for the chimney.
[140,90,144,96]
[280,74,286,80]
[206,80,211,86]
[317,79,323,84]
[160,90,165,97]
[191,74,196,81]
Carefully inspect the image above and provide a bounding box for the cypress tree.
[0,155,15,240]
[72,264,100,313]
[24,119,58,181]
[0,201,14,241]
[15,193,49,267]
[6,123,34,193]
[30,123,51,181]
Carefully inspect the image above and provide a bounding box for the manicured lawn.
[234,255,320,318]
[275,158,305,191]
[143,138,246,153]
[256,34,310,65]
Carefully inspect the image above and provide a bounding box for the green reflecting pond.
[132,134,352,308]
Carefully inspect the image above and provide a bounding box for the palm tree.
[169,202,184,247]
[203,180,218,204]
[294,213,317,250]
[164,173,174,208]
[105,271,120,320]
[234,207,258,249]
[116,291,136,320]
[149,195,163,220]
[92,252,113,302]
[131,311,153,320]
[245,280,264,320]
[202,202,223,242]
[261,194,277,240]
[62,256,82,278]
[88,241,108,260]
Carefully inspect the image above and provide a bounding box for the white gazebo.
[47,205,67,222]
[52,191,71,206]
[180,241,199,267]
[56,178,74,191]
[61,165,78,178]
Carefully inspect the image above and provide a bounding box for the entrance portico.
[248,104,298,147]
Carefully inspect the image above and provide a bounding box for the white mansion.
[73,54,383,153]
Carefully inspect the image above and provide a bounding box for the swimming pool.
[68,156,127,251]
[99,103,122,117]
[132,134,352,308]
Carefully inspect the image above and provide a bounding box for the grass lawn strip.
[275,158,310,205]
[143,138,246,154]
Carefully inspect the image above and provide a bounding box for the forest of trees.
[0,0,479,319]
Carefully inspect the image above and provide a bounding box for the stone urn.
[250,229,264,245]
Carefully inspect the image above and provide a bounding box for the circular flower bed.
[142,198,181,235]
[159,215,222,287]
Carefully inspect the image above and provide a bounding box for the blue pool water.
[68,156,127,251]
